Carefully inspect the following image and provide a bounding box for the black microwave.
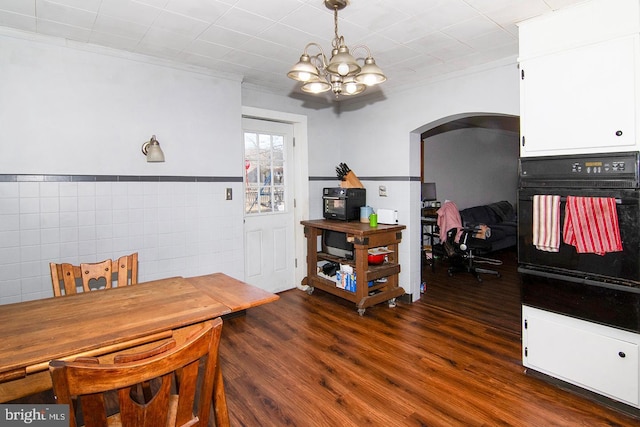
[322,187,366,221]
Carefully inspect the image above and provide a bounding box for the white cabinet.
[520,36,639,157]
[518,0,640,157]
[522,305,640,407]
[518,0,640,59]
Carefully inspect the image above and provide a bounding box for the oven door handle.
[323,196,343,200]
[521,196,624,204]
[518,266,640,294]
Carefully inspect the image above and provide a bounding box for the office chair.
[437,200,502,282]
[444,227,502,282]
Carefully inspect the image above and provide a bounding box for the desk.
[421,213,439,272]
[0,274,278,405]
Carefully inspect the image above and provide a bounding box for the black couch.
[459,201,517,253]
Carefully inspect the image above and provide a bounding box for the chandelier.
[287,0,386,97]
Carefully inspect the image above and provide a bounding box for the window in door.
[244,130,286,214]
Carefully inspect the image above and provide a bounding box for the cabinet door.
[523,306,639,406]
[520,36,638,157]
[518,0,640,60]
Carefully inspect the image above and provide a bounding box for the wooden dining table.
[0,273,279,411]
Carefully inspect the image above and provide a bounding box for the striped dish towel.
[563,196,622,255]
[533,195,561,252]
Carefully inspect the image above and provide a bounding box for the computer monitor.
[422,182,437,201]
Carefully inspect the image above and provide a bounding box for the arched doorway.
[419,113,520,210]
[412,112,520,298]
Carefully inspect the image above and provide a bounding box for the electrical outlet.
[379,185,387,197]
[225,188,232,200]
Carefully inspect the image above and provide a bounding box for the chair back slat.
[80,259,113,292]
[78,392,109,427]
[118,371,172,427]
[116,252,138,286]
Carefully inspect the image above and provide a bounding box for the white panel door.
[243,118,295,293]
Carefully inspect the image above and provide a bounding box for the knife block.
[339,171,364,188]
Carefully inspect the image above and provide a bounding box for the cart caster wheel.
[357,308,366,316]
[388,298,397,308]
[497,273,502,278]
[476,277,483,283]
[306,286,314,295]
[448,271,453,277]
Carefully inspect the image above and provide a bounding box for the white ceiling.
[0,0,585,100]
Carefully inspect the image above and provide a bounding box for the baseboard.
[525,368,640,420]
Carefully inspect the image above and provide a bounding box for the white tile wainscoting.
[0,176,243,305]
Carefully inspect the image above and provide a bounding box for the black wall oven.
[518,152,640,333]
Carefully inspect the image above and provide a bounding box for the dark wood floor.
[14,250,640,426]
[220,249,640,426]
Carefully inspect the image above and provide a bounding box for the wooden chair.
[49,263,83,297]
[115,252,138,286]
[49,318,229,427]
[50,253,138,296]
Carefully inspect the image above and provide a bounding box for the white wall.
[423,127,519,210]
[0,33,245,304]
[242,86,342,179]
[335,62,521,301]
[0,35,242,176]
[339,62,520,176]
[243,62,520,303]
[0,29,521,305]
[241,87,350,231]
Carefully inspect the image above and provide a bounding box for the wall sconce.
[141,135,165,162]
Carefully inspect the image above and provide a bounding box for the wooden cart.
[301,219,406,316]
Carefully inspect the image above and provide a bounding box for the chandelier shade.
[302,76,332,94]
[286,53,319,82]
[287,0,386,98]
[326,44,360,76]
[342,76,365,96]
[355,57,387,86]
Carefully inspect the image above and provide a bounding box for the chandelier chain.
[333,7,339,48]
